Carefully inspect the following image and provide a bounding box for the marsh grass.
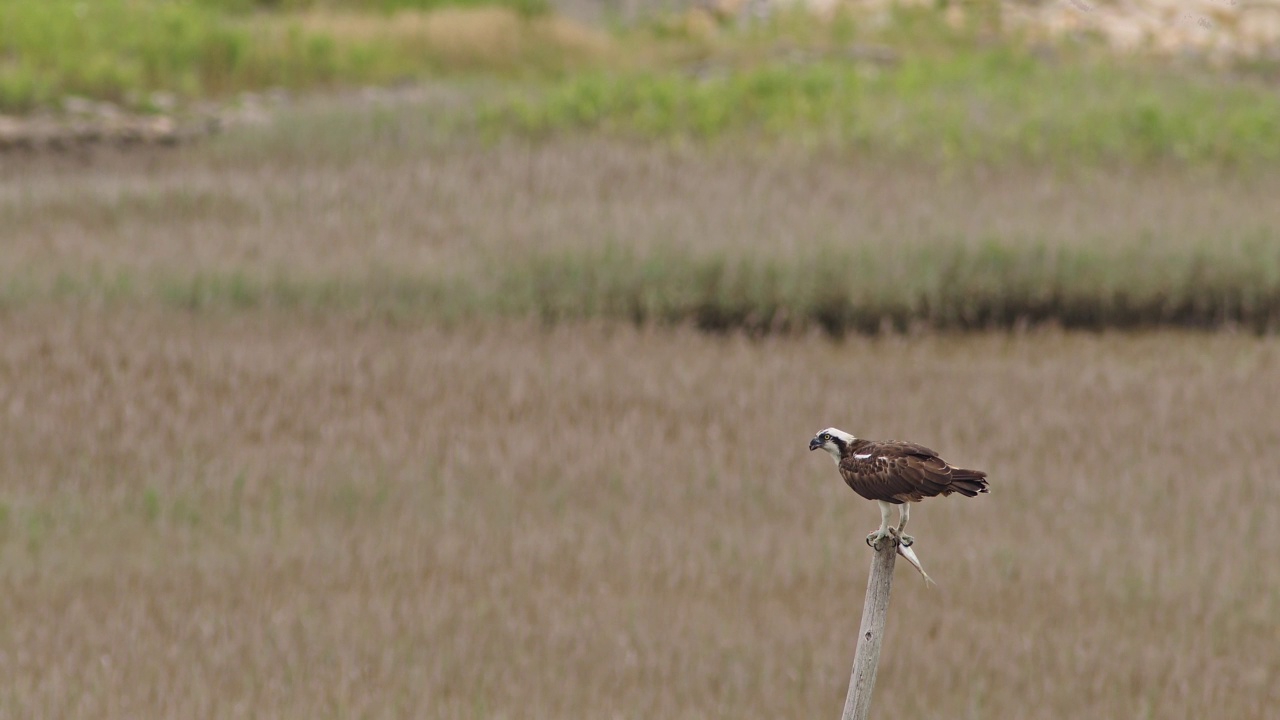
[10,236,1279,334]
[493,239,1280,333]
[3,115,1279,333]
[0,310,1277,717]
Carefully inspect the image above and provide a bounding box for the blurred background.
[1,0,1279,717]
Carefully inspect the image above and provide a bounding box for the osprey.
[809,428,988,549]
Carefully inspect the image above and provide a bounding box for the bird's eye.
[821,433,831,441]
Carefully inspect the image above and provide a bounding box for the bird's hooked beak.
[808,436,823,451]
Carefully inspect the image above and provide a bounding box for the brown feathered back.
[837,438,989,504]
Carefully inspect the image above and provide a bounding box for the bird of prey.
[809,427,988,550]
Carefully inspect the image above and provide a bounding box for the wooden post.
[840,539,897,720]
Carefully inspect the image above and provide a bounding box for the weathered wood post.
[840,539,898,720]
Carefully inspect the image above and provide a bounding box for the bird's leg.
[866,501,896,550]
[896,503,914,547]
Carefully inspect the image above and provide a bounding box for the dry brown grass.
[1,307,1277,717]
[280,8,613,70]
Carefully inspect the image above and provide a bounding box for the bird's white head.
[809,427,855,463]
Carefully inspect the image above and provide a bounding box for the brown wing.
[838,439,984,504]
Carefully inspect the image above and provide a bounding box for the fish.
[897,542,936,587]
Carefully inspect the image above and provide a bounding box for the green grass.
[0,0,574,111]
[1,0,232,109]
[479,43,1280,167]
